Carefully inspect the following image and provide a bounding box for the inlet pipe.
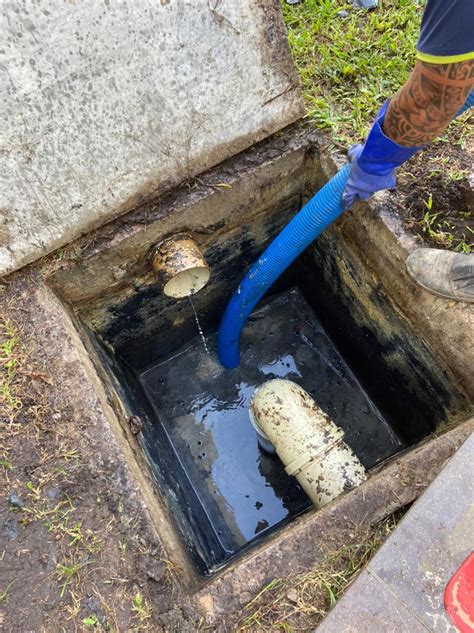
[150,235,210,298]
[249,379,366,508]
[218,91,473,369]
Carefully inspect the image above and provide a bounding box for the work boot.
[406,248,474,303]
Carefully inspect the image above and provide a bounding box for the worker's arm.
[383,60,473,146]
[342,60,473,210]
[342,0,474,210]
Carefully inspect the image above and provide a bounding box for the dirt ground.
[0,273,200,633]
[396,129,473,253]
[230,512,403,632]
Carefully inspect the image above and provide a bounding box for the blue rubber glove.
[342,100,425,210]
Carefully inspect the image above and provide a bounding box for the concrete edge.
[194,419,473,621]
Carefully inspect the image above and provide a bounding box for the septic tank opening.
[52,131,470,578]
[95,287,402,574]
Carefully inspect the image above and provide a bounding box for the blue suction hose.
[218,164,350,368]
[457,90,474,115]
[218,92,473,369]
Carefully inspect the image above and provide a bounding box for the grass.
[132,591,153,630]
[417,197,467,250]
[0,456,13,470]
[281,0,423,146]
[237,513,403,631]
[0,581,15,605]
[282,0,473,252]
[18,475,104,555]
[419,215,473,252]
[56,560,92,598]
[0,318,22,411]
[82,614,99,628]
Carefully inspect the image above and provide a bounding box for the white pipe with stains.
[249,379,366,508]
[150,235,210,298]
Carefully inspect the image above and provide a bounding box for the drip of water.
[188,295,210,355]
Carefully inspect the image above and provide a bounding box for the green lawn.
[282,0,472,252]
[281,0,423,145]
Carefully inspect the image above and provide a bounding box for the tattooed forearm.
[383,60,474,146]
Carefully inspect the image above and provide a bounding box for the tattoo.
[383,60,474,146]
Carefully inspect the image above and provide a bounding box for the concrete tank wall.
[0,0,303,276]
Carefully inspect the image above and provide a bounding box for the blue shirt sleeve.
[417,0,474,61]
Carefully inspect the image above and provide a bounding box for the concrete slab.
[0,0,303,276]
[366,524,459,632]
[368,434,473,632]
[316,433,474,633]
[316,572,430,633]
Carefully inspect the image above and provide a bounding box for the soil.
[0,273,199,633]
[395,132,473,252]
[231,511,404,632]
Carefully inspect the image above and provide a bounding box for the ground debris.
[7,491,24,509]
[397,132,473,253]
[0,287,198,633]
[234,513,403,632]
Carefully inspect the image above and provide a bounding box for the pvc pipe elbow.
[249,379,366,508]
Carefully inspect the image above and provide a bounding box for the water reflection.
[139,288,400,557]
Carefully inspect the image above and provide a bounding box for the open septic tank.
[50,130,471,577]
[3,7,473,628]
[129,287,400,573]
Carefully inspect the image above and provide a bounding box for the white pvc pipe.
[249,379,366,508]
[150,235,210,298]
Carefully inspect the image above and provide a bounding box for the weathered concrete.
[3,259,473,620]
[357,190,474,402]
[317,574,429,632]
[47,129,470,434]
[0,0,303,276]
[316,432,474,633]
[314,153,474,404]
[43,128,472,616]
[48,126,314,308]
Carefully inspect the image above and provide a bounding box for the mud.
[0,274,199,633]
[397,137,474,250]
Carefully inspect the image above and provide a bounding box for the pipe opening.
[151,235,210,298]
[163,267,210,299]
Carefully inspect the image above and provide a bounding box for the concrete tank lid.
[0,0,303,277]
